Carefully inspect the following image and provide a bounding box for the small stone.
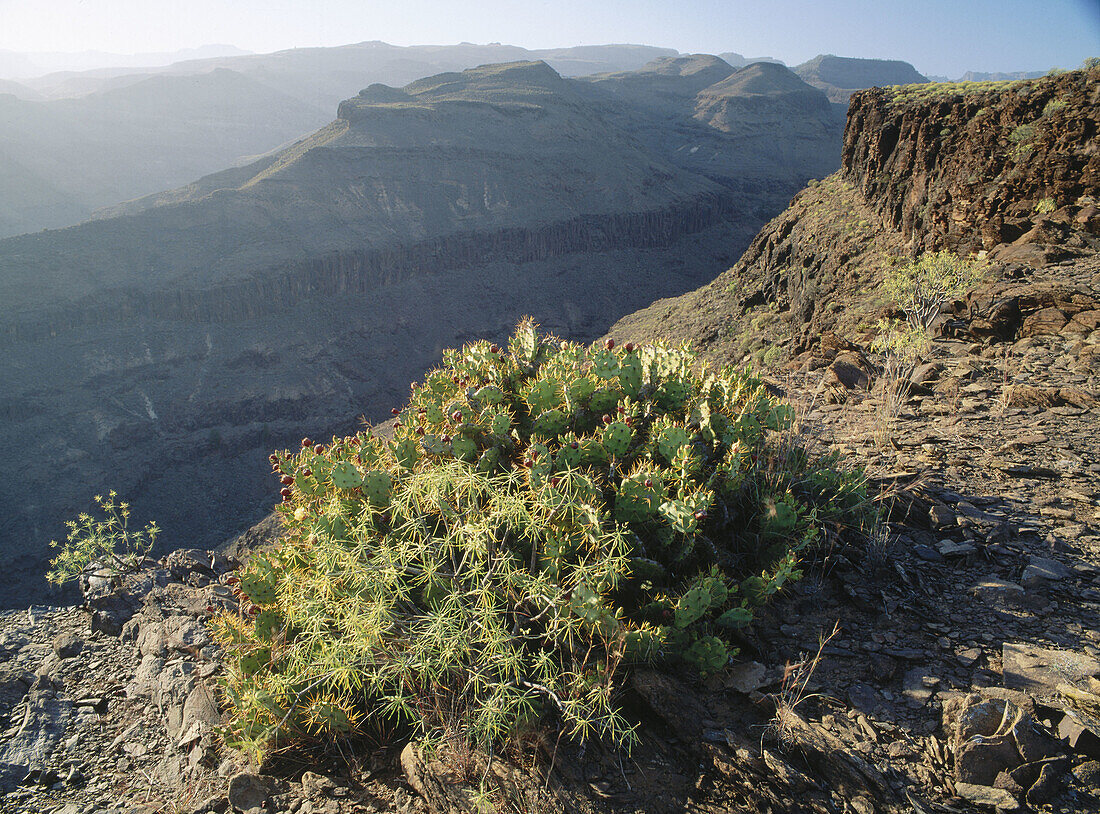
[228,772,279,813]
[956,735,1022,786]
[725,661,767,694]
[955,781,1020,810]
[938,540,977,557]
[912,544,943,562]
[1058,711,1100,759]
[971,577,1025,606]
[929,503,956,528]
[51,632,83,660]
[1026,758,1067,805]
[958,647,983,667]
[1072,760,1100,789]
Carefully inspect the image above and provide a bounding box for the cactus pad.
[490,411,512,436]
[239,646,271,676]
[657,425,691,462]
[533,408,569,438]
[589,388,620,414]
[601,421,633,458]
[451,436,478,462]
[475,385,505,405]
[331,462,362,490]
[362,470,393,507]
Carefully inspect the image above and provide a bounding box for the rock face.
[0,58,842,606]
[794,54,928,103]
[607,66,1100,368]
[843,69,1100,255]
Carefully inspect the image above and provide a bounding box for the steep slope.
[608,67,1100,366]
[0,58,832,605]
[0,69,327,237]
[794,53,928,103]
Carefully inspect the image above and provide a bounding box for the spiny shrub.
[211,320,871,760]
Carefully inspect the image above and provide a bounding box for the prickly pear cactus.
[212,319,872,760]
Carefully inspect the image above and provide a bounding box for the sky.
[0,0,1097,78]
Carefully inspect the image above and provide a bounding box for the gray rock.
[956,734,1022,786]
[1022,556,1074,587]
[164,615,211,654]
[0,691,74,791]
[227,772,279,813]
[1002,642,1100,699]
[971,578,1025,606]
[1026,757,1067,804]
[725,661,767,694]
[954,781,1020,810]
[51,632,83,660]
[1057,710,1100,759]
[1072,759,1100,789]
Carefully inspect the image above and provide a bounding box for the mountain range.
[0,54,845,605]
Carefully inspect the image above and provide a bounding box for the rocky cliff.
[608,66,1100,365]
[843,69,1100,258]
[0,58,842,606]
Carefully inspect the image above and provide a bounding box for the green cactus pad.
[239,647,271,676]
[240,572,278,606]
[556,439,584,469]
[489,411,512,436]
[362,470,393,507]
[425,402,445,425]
[307,699,356,734]
[579,437,608,465]
[589,388,621,414]
[254,609,283,640]
[476,447,500,473]
[451,436,478,461]
[657,425,691,462]
[533,408,569,438]
[474,385,505,405]
[525,379,562,414]
[393,438,419,469]
[614,476,661,524]
[527,444,552,487]
[566,376,595,404]
[656,379,693,411]
[763,499,798,533]
[601,421,633,458]
[293,471,320,497]
[618,355,643,397]
[591,349,620,380]
[673,585,711,629]
[331,462,362,490]
[683,635,728,675]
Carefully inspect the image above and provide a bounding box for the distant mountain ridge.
[0,57,843,606]
[0,42,681,238]
[794,53,928,103]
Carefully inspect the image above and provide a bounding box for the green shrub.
[212,321,871,760]
[47,491,159,585]
[880,250,989,335]
[1041,98,1067,117]
[1034,197,1057,214]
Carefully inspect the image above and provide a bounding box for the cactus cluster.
[211,319,871,759]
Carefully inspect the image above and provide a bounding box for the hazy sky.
[1,0,1097,77]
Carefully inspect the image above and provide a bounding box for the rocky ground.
[0,253,1097,814]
